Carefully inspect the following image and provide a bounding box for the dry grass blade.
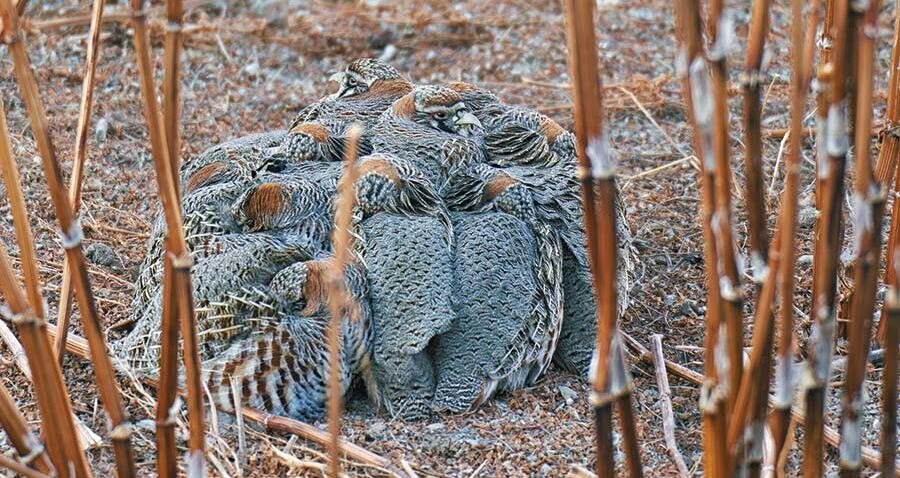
[840,2,884,476]
[128,0,206,474]
[563,1,641,475]
[54,0,107,365]
[0,1,137,474]
[325,124,363,477]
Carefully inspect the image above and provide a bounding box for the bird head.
[391,85,484,137]
[329,58,407,99]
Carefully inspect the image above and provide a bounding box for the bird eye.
[346,77,357,86]
[433,111,448,120]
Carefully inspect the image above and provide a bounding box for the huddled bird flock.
[112,59,635,421]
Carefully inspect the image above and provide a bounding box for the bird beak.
[455,111,482,129]
[328,72,347,99]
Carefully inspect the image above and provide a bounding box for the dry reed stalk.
[563,1,641,475]
[0,2,137,474]
[128,0,206,474]
[706,2,745,416]
[325,125,362,478]
[882,287,898,477]
[803,0,852,475]
[839,2,883,476]
[43,323,411,476]
[156,238,179,478]
[27,0,210,31]
[0,321,103,451]
[673,0,730,474]
[0,245,90,478]
[622,331,894,472]
[811,0,837,334]
[771,0,822,469]
[741,0,772,279]
[54,0,106,364]
[0,381,53,474]
[726,228,780,476]
[163,0,184,199]
[876,1,900,344]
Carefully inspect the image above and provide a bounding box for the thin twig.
[649,335,690,478]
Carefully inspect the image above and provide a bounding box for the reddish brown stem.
[564,0,641,475]
[840,2,883,476]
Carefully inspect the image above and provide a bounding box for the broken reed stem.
[840,2,883,476]
[0,2,137,475]
[129,0,206,474]
[325,125,362,478]
[163,0,183,199]
[649,335,690,478]
[564,1,641,476]
[803,0,851,475]
[621,331,893,472]
[673,1,729,475]
[54,0,106,365]
[0,452,51,478]
[876,0,900,344]
[741,0,772,277]
[882,288,898,477]
[0,246,90,478]
[0,380,54,474]
[707,2,744,417]
[772,0,822,469]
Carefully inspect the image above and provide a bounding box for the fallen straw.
[649,335,690,478]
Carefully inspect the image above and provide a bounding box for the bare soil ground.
[0,0,897,476]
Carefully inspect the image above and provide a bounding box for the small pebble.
[85,242,122,270]
[95,118,109,144]
[426,422,445,431]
